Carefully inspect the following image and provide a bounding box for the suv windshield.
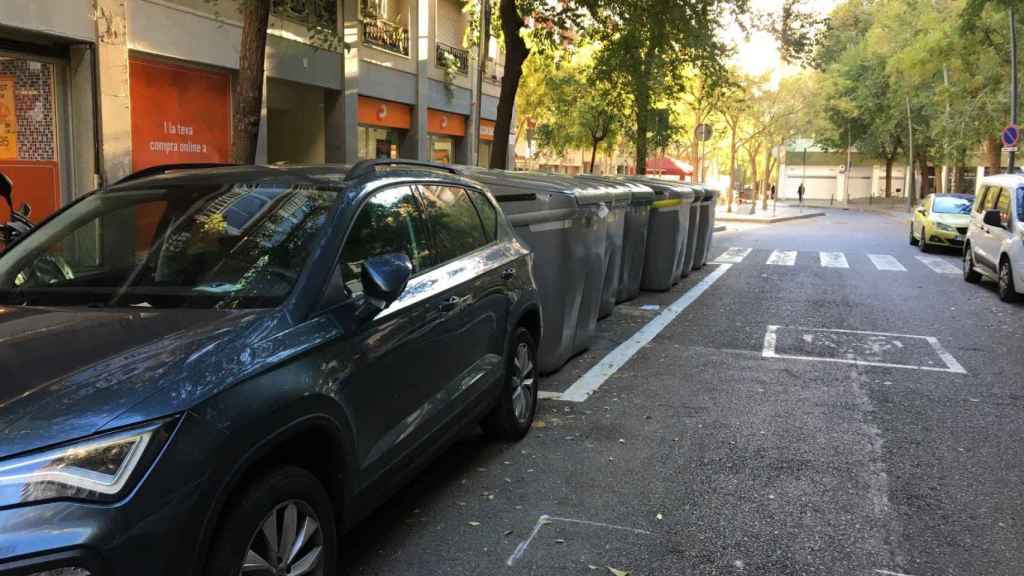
[932,196,972,214]
[0,183,337,309]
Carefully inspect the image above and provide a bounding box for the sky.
[727,0,839,82]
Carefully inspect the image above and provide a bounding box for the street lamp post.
[1010,6,1018,173]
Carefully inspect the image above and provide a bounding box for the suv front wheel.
[963,245,981,284]
[483,326,538,441]
[999,258,1019,302]
[206,466,336,576]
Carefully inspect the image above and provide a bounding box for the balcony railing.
[436,43,470,75]
[362,18,409,56]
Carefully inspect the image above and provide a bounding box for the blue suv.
[0,160,541,576]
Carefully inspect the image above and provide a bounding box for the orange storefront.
[357,96,412,160]
[427,109,466,164]
[478,119,495,167]
[129,57,232,171]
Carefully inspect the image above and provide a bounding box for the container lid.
[574,175,654,205]
[511,171,614,206]
[457,168,579,216]
[627,176,696,203]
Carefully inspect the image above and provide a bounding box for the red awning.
[645,156,693,176]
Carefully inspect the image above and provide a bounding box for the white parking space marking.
[819,251,849,268]
[868,254,906,271]
[916,255,961,274]
[761,326,967,374]
[506,514,652,566]
[766,250,797,266]
[548,263,733,403]
[712,247,752,264]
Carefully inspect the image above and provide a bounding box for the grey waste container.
[691,185,716,269]
[699,187,719,265]
[463,169,609,373]
[576,176,652,306]
[628,177,694,291]
[688,185,709,270]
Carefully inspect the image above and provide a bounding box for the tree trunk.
[747,147,759,214]
[984,135,1001,174]
[884,157,893,198]
[232,0,272,164]
[634,76,650,176]
[489,0,528,169]
[918,149,931,197]
[762,143,772,210]
[589,138,601,174]
[952,163,963,193]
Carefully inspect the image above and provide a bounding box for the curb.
[713,225,727,232]
[715,211,826,224]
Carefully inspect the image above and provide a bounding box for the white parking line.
[761,326,967,374]
[766,250,797,266]
[712,247,752,264]
[868,254,906,271]
[819,251,849,268]
[915,255,961,274]
[547,263,733,403]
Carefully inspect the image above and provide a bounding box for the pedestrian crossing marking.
[766,250,797,266]
[915,255,960,274]
[867,254,907,271]
[819,251,849,268]
[713,247,752,264]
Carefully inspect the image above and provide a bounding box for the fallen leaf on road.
[607,567,630,576]
[656,513,663,520]
[534,420,547,428]
[468,521,480,527]
[555,539,565,544]
[504,530,514,537]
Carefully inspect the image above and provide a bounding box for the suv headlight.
[0,418,176,508]
[935,222,956,232]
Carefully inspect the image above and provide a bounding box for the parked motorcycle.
[0,171,33,252]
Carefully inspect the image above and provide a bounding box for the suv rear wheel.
[483,326,538,441]
[963,245,981,284]
[206,466,336,576]
[999,258,1019,302]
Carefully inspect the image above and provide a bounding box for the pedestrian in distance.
[797,182,805,205]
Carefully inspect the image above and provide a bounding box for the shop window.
[358,126,399,160]
[430,136,454,164]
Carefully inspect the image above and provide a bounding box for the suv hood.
[0,305,274,459]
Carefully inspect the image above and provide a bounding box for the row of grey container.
[461,168,718,374]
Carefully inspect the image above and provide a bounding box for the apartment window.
[274,0,338,26]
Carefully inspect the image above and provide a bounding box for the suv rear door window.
[417,185,488,264]
[467,190,498,242]
[340,186,433,295]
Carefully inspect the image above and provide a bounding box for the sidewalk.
[716,202,826,224]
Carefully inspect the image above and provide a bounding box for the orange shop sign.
[0,76,18,160]
[358,96,412,130]
[428,109,466,137]
[479,119,495,142]
[129,57,231,171]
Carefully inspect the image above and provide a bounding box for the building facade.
[0,0,507,221]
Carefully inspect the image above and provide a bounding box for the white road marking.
[868,254,906,271]
[762,326,967,374]
[874,570,919,576]
[506,514,652,566]
[819,251,849,268]
[766,250,797,266]
[915,255,961,274]
[548,263,733,403]
[712,247,752,264]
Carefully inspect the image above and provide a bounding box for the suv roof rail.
[345,159,459,181]
[114,163,239,185]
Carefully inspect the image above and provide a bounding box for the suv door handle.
[438,295,463,313]
[501,268,516,280]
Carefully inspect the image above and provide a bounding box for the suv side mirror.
[360,253,412,310]
[983,209,1004,228]
[18,202,30,218]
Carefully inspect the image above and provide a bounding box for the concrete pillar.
[332,0,360,163]
[467,47,481,166]
[976,165,986,193]
[93,0,132,184]
[408,0,431,160]
[255,72,269,164]
[68,45,97,195]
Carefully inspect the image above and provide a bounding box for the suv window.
[984,186,1001,211]
[417,185,488,264]
[996,188,1011,226]
[340,186,433,296]
[467,190,498,242]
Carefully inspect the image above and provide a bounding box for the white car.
[963,174,1024,302]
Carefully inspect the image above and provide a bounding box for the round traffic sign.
[1002,124,1019,148]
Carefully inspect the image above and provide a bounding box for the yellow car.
[910,193,974,251]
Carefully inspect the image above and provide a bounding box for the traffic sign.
[1002,124,1020,148]
[695,123,713,141]
[1005,146,1019,152]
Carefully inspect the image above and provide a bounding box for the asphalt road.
[341,207,1024,576]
